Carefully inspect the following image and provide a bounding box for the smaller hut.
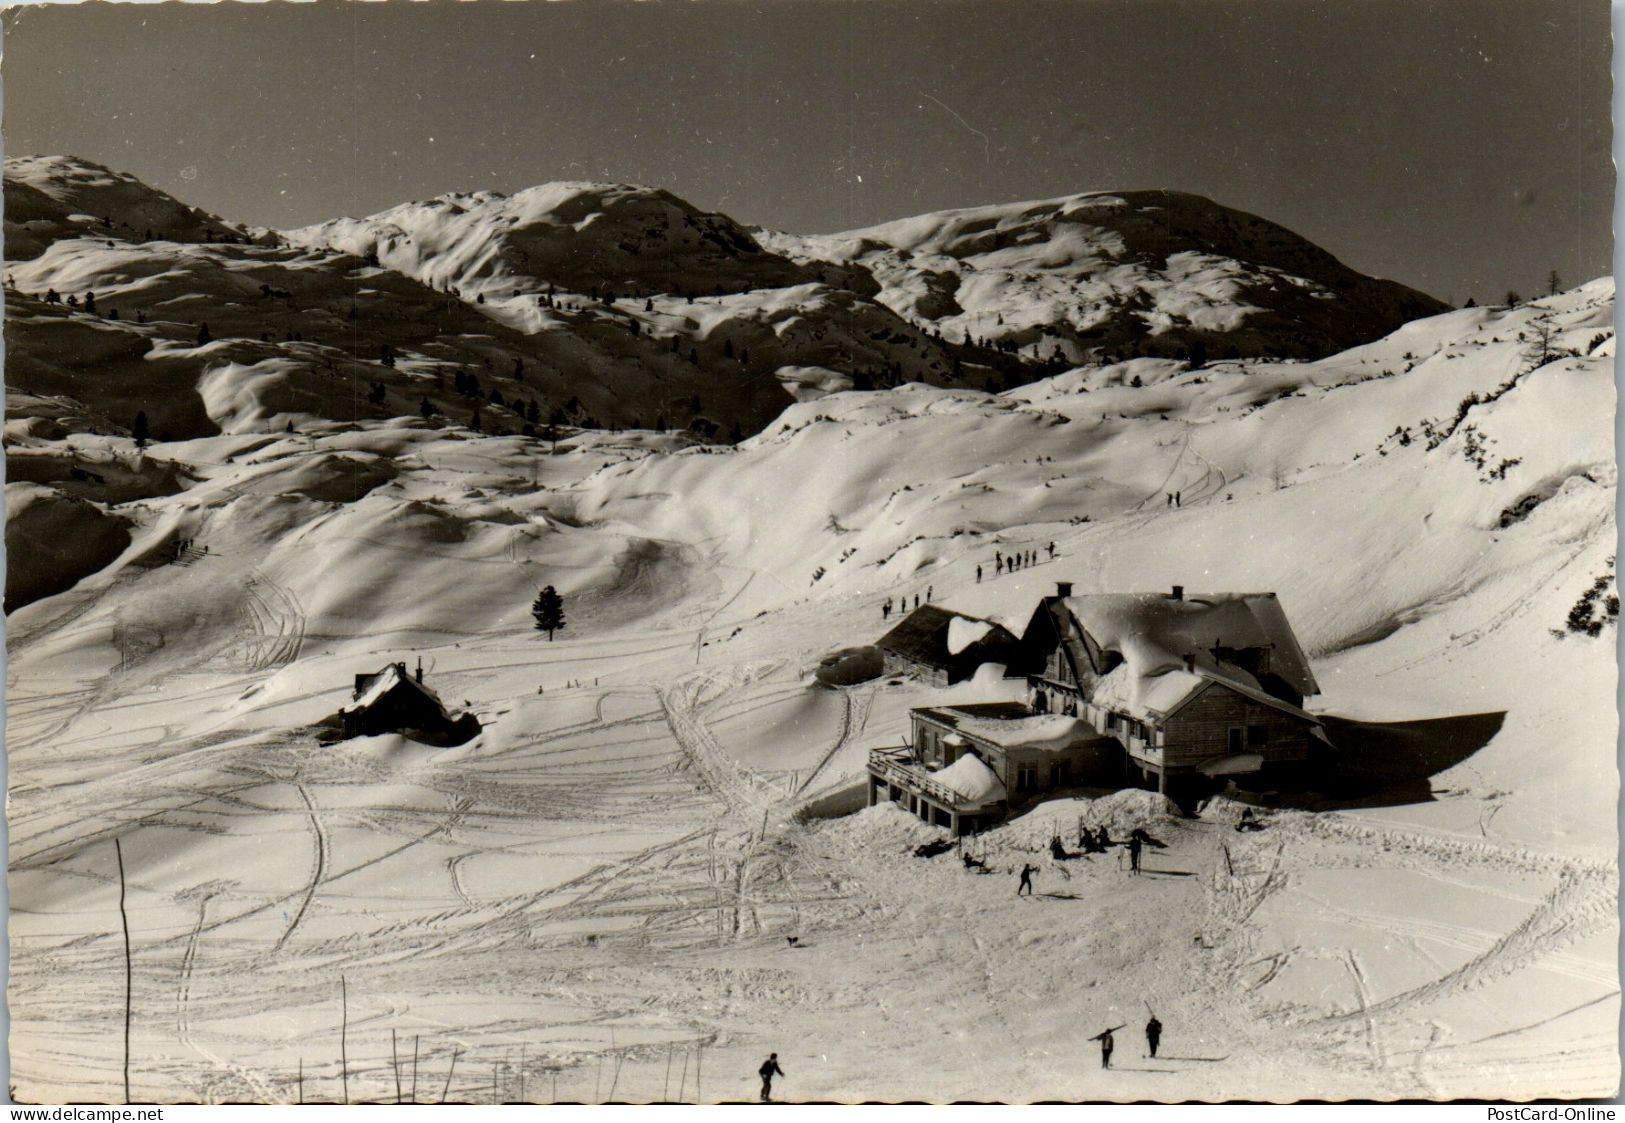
[335,661,480,745]
[876,605,1024,685]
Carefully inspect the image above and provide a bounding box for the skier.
[927,585,933,602]
[758,1053,784,1102]
[1146,1014,1163,1058]
[913,593,919,610]
[1128,833,1144,875]
[1175,490,1182,507]
[1091,1026,1123,1069]
[1017,862,1037,896]
[976,565,983,583]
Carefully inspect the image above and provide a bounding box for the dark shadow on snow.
[1108,1066,1182,1074]
[1158,1056,1230,1063]
[1280,711,1507,811]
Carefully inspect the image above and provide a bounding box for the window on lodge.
[1227,727,1244,754]
[1016,765,1037,791]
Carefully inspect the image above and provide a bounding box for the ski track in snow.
[273,782,328,953]
[5,280,1619,1101]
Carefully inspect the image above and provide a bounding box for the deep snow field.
[6,264,1618,1101]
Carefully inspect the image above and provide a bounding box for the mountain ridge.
[5,154,1450,450]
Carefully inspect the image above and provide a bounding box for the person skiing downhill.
[758,1053,784,1102]
[1146,1014,1163,1058]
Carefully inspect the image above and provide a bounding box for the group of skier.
[1018,824,1161,887]
[1089,1012,1163,1069]
[754,817,1179,1101]
[973,542,1060,583]
[880,586,933,620]
[753,1008,1166,1102]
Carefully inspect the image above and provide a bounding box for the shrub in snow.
[1555,562,1619,638]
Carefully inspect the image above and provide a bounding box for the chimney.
[1183,653,1195,673]
[415,657,424,685]
[1171,584,1184,601]
[1056,581,1073,598]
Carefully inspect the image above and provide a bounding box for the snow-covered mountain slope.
[5,159,1458,456]
[5,160,989,442]
[3,155,254,262]
[5,158,1614,1103]
[284,181,870,302]
[763,189,1448,364]
[8,280,1612,840]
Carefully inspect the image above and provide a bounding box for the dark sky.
[1,0,1612,304]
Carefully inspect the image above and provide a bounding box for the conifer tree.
[531,585,565,640]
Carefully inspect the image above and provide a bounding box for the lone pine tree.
[532,586,566,640]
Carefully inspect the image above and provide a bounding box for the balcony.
[867,748,996,813]
[1124,732,1163,766]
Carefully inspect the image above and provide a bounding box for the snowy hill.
[4,155,254,262]
[284,180,865,302]
[763,189,1448,364]
[5,159,995,442]
[4,156,1616,1103]
[5,160,1457,455]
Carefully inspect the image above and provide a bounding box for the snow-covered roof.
[1060,591,1319,699]
[877,604,1020,673]
[946,616,996,656]
[956,713,1097,750]
[341,663,445,714]
[932,753,1007,806]
[1088,656,1318,724]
